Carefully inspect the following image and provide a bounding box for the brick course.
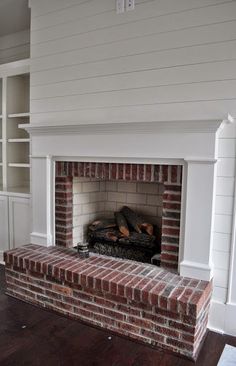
[4,245,211,360]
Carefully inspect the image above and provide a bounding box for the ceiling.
[0,0,30,37]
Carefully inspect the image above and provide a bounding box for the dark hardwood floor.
[0,265,235,366]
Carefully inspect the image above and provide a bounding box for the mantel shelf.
[19,119,229,136]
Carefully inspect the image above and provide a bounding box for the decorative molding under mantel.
[20,119,225,136]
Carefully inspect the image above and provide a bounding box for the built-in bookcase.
[0,59,30,194]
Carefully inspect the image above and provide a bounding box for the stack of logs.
[88,206,157,249]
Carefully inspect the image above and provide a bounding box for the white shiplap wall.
[0,30,30,65]
[30,0,236,325]
[30,0,236,125]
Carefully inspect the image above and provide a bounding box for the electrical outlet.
[116,0,125,14]
[126,0,135,11]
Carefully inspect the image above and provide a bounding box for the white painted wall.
[29,0,236,335]
[0,30,30,65]
[30,0,236,125]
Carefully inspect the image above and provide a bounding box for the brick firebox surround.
[4,245,212,360]
[55,162,182,270]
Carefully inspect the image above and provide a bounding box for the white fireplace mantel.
[24,117,234,281]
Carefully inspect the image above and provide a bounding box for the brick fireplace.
[6,117,228,359]
[55,162,182,270]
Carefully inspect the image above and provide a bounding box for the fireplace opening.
[55,162,182,271]
[73,178,163,265]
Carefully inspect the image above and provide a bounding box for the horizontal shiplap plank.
[30,0,89,18]
[0,30,30,65]
[212,286,227,302]
[31,0,117,29]
[214,214,232,234]
[30,79,236,112]
[218,138,236,158]
[213,232,231,253]
[212,250,230,271]
[213,268,229,288]
[216,177,235,196]
[30,60,236,98]
[217,158,236,177]
[0,44,29,62]
[0,30,30,50]
[215,195,234,215]
[31,0,228,31]
[30,99,236,125]
[31,1,236,45]
[30,16,236,58]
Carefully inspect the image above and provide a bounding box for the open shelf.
[8,163,30,168]
[8,113,30,118]
[8,138,30,143]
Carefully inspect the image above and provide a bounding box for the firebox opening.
[73,178,164,265]
[55,162,182,272]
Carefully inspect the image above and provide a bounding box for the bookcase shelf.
[8,113,30,118]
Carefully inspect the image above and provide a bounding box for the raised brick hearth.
[4,244,212,360]
[55,162,182,270]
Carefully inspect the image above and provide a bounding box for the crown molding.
[19,119,226,136]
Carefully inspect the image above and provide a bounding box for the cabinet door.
[9,197,30,249]
[0,195,9,254]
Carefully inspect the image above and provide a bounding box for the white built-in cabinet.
[0,195,30,252]
[0,59,31,261]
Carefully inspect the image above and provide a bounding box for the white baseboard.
[180,260,213,281]
[30,232,49,246]
[209,300,236,336]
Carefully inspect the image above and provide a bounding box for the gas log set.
[87,206,160,264]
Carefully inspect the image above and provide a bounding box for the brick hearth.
[55,162,182,270]
[4,244,212,360]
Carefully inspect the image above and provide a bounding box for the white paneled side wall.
[213,123,236,303]
[0,30,30,65]
[209,122,236,335]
